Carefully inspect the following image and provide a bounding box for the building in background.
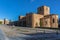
[4,19,9,24]
[0,19,9,25]
[18,6,58,28]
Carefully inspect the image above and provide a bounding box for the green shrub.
[0,21,2,24]
[40,20,42,27]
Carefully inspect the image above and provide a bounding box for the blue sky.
[0,0,60,21]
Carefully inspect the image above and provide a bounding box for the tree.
[0,21,2,24]
[40,20,42,27]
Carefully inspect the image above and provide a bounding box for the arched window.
[36,23,38,26]
[46,8,48,10]
[45,21,47,24]
[53,18,55,23]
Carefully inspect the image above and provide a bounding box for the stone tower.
[37,6,50,15]
[4,18,9,24]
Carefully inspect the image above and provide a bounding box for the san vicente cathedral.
[18,6,58,28]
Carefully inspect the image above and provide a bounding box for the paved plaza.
[0,25,60,40]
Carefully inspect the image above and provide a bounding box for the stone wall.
[37,6,50,15]
[31,14,43,28]
[50,15,58,28]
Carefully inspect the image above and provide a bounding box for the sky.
[0,0,60,21]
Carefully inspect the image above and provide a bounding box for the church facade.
[18,6,58,28]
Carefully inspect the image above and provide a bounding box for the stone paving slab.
[0,25,60,40]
